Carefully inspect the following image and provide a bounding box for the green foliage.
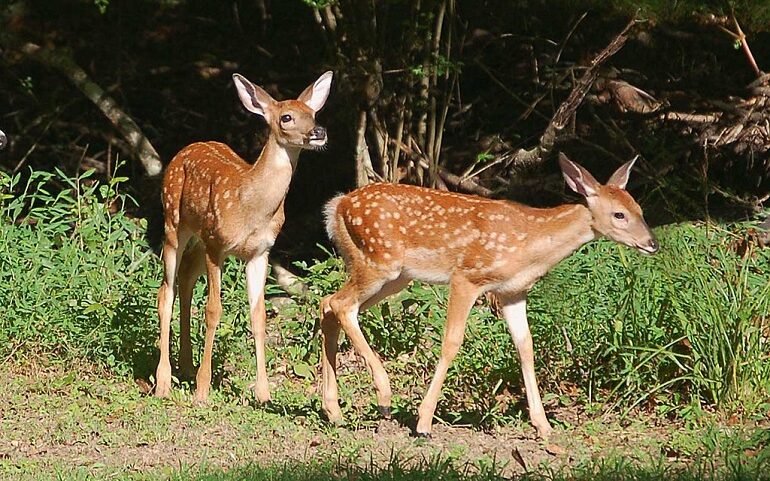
[1,168,769,429]
[93,0,109,14]
[0,167,159,375]
[529,223,770,416]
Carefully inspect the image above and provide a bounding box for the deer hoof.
[378,405,392,419]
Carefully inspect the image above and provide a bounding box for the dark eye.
[280,114,292,123]
[613,212,626,220]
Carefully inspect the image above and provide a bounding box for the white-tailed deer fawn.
[320,153,658,438]
[155,71,333,402]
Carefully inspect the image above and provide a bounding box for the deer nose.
[647,237,659,253]
[309,126,327,141]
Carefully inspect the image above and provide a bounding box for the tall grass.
[1,168,768,425]
[528,223,770,416]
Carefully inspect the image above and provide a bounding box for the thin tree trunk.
[19,42,163,177]
[354,109,374,186]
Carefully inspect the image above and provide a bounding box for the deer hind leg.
[499,292,552,439]
[320,295,344,424]
[321,272,409,423]
[155,229,191,398]
[194,250,223,403]
[416,275,479,437]
[245,252,271,403]
[177,241,206,382]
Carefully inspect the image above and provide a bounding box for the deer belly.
[402,248,452,284]
[228,232,276,259]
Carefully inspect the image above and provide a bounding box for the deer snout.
[636,235,659,255]
[0,130,6,150]
[308,126,327,146]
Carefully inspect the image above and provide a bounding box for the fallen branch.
[19,42,163,177]
[507,16,639,169]
[433,163,494,196]
[664,112,722,124]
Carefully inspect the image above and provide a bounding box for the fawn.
[320,153,658,438]
[155,71,333,402]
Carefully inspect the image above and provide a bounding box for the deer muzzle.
[308,126,327,147]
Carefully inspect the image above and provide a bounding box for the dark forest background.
[1,0,769,264]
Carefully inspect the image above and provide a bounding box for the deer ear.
[606,156,637,190]
[232,73,275,120]
[298,71,333,113]
[558,153,599,197]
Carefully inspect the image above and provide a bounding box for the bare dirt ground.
[0,361,763,479]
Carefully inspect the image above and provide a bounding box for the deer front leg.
[416,276,479,437]
[245,252,271,403]
[195,252,222,403]
[500,293,552,439]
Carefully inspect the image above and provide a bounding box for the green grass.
[1,168,770,479]
[1,167,769,425]
[2,364,769,480]
[24,459,770,481]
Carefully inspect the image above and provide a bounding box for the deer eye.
[613,212,626,220]
[280,114,293,123]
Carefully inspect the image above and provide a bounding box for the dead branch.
[506,17,639,169]
[606,80,661,114]
[435,165,494,196]
[392,135,493,196]
[19,42,163,177]
[664,112,721,123]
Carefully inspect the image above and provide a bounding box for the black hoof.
[415,432,431,439]
[378,405,392,419]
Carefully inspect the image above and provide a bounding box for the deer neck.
[240,136,301,214]
[523,204,597,271]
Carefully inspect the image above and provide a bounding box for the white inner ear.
[563,171,597,197]
[303,73,333,112]
[614,169,630,189]
[613,162,634,189]
[562,172,581,194]
[580,179,598,197]
[234,76,267,118]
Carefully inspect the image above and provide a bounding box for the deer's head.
[559,153,658,255]
[232,71,333,150]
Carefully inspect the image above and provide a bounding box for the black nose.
[648,237,659,253]
[310,126,326,140]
